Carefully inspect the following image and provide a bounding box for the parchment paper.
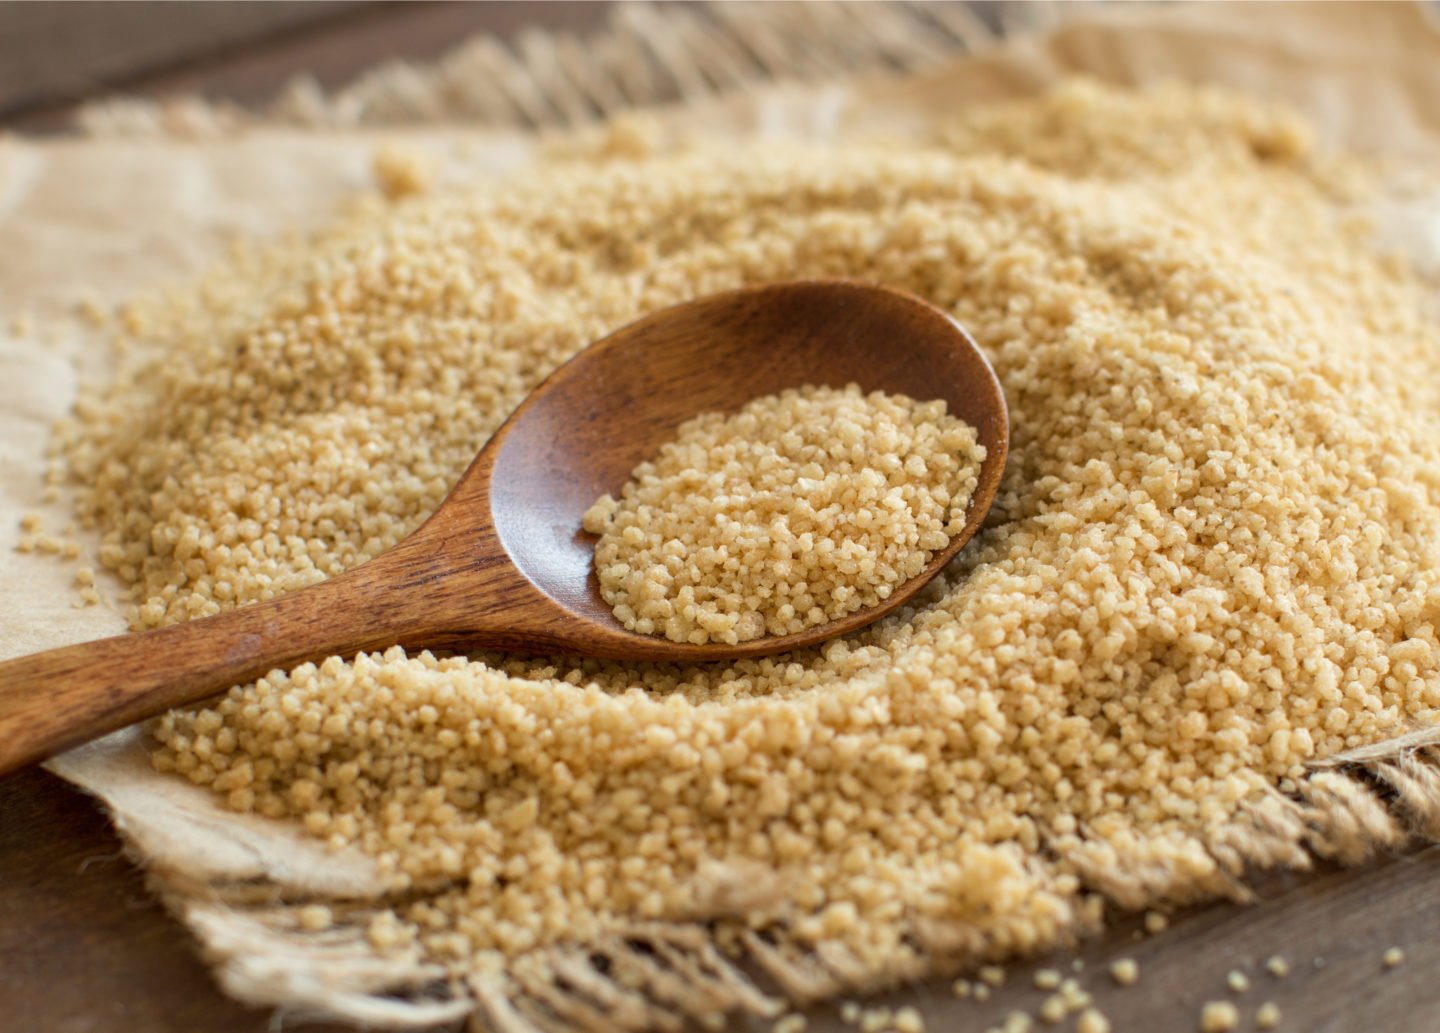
[2,0,1438,1022]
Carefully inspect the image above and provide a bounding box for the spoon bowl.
[0,280,1007,774]
[474,279,1009,659]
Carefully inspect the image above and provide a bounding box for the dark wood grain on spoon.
[0,280,1009,775]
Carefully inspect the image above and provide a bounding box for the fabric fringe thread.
[153,725,1440,1030]
[73,0,1101,138]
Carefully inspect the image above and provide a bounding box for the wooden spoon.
[0,281,1008,774]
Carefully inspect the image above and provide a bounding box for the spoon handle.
[0,570,404,777]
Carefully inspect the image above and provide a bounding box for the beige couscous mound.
[57,81,1440,1004]
[581,384,985,645]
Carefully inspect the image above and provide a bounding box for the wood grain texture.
[0,1,361,121]
[0,281,1008,775]
[0,766,351,1033]
[0,1,615,133]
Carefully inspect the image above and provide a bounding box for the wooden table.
[0,2,612,132]
[2,4,1437,1031]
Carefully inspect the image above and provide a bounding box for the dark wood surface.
[0,1,614,132]
[2,4,1437,1032]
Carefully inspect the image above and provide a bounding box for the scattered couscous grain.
[1226,970,1249,994]
[1076,1009,1111,1033]
[1143,912,1169,935]
[583,385,984,644]
[1002,1012,1034,1033]
[1038,995,1067,1024]
[1199,1000,1240,1033]
[1033,969,1062,991]
[74,293,109,327]
[1265,956,1290,979]
[860,1007,892,1033]
[979,965,1008,987]
[297,904,332,931]
[27,533,63,555]
[1254,1002,1281,1030]
[373,145,434,200]
[1383,947,1406,968]
[973,985,992,1003]
[951,980,973,999]
[55,80,1440,1018]
[1058,979,1090,1011]
[1109,959,1139,987]
[893,1005,924,1033]
[775,1014,807,1033]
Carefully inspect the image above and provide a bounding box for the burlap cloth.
[2,2,1439,1027]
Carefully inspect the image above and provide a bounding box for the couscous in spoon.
[0,281,1008,774]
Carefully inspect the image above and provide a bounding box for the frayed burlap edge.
[60,725,1440,1030]
[72,0,1088,138]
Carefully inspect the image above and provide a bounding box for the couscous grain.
[53,80,1440,1013]
[583,385,983,644]
[893,1005,925,1033]
[978,965,1008,987]
[1037,995,1067,1024]
[1254,1002,1281,1030]
[1199,1001,1240,1033]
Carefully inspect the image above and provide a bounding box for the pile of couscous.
[56,81,1440,1013]
[582,384,985,644]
